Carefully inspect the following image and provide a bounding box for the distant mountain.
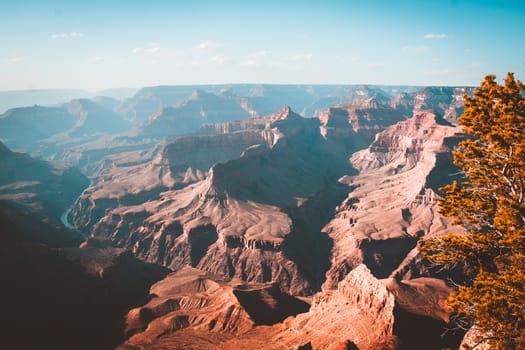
[91,95,121,110]
[135,90,253,138]
[64,98,131,136]
[94,87,139,100]
[0,88,138,114]
[0,89,92,114]
[0,98,131,154]
[302,85,392,117]
[317,94,406,144]
[390,86,475,123]
[117,84,422,124]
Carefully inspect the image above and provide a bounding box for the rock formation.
[391,87,475,124]
[119,264,396,350]
[136,90,252,138]
[317,98,406,144]
[0,99,131,159]
[0,84,481,349]
[0,141,89,245]
[0,220,168,350]
[323,111,465,288]
[72,107,361,295]
[0,143,168,350]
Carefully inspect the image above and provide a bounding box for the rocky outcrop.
[73,107,357,295]
[303,85,393,118]
[120,264,396,350]
[69,107,291,232]
[391,87,475,124]
[324,111,465,288]
[121,266,309,349]
[137,90,252,138]
[317,98,406,145]
[1,84,486,349]
[278,264,396,350]
[162,131,269,181]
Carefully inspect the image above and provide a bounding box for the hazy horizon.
[0,82,477,94]
[2,0,524,90]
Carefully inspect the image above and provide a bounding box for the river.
[60,178,94,236]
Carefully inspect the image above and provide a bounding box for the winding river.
[60,178,94,236]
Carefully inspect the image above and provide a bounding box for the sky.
[1,0,524,91]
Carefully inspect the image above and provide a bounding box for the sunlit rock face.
[0,83,478,350]
[72,107,361,295]
[323,111,464,288]
[119,264,396,350]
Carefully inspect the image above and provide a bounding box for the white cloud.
[194,41,224,49]
[289,53,312,62]
[464,48,473,53]
[86,56,105,64]
[251,50,272,57]
[3,57,23,64]
[239,50,272,67]
[131,46,161,55]
[402,45,429,53]
[208,55,225,64]
[424,33,447,39]
[51,32,83,39]
[240,59,258,66]
[146,47,160,54]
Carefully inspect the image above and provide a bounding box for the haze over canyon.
[0,83,485,349]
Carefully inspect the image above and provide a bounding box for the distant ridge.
[0,88,138,114]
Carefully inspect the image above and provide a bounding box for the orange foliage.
[421,73,525,349]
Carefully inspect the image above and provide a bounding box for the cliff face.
[69,107,290,233]
[120,264,396,350]
[317,98,406,145]
[137,90,252,138]
[71,105,466,297]
[0,143,168,350]
[72,107,359,295]
[323,111,465,288]
[2,85,481,349]
[121,266,310,349]
[391,87,474,124]
[0,141,89,246]
[281,264,396,350]
[162,131,270,182]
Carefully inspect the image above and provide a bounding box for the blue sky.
[1,0,524,90]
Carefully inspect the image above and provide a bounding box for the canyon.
[0,84,473,349]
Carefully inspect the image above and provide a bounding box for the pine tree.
[420,73,525,349]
